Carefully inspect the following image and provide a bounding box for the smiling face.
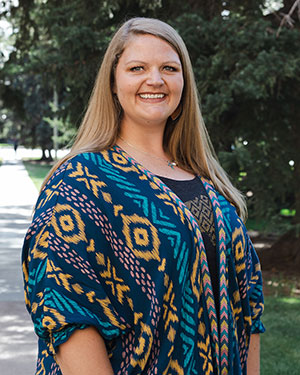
[114,34,184,132]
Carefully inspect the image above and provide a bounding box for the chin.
[143,117,169,126]
[141,112,171,124]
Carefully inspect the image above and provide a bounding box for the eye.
[163,66,177,72]
[130,66,144,72]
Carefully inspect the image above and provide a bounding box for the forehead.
[120,34,181,63]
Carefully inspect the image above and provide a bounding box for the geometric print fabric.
[22,147,265,375]
[185,196,216,247]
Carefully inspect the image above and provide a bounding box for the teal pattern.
[22,146,265,375]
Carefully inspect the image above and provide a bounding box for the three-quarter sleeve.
[22,160,129,356]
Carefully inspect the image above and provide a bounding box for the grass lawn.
[261,296,300,375]
[23,160,53,190]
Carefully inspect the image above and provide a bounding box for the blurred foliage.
[171,4,300,227]
[0,0,299,226]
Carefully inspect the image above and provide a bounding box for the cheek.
[178,77,184,94]
[174,80,184,102]
[171,75,184,96]
[116,79,136,98]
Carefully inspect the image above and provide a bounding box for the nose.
[146,68,164,86]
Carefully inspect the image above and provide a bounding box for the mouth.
[138,93,166,99]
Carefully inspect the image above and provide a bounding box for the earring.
[170,104,182,121]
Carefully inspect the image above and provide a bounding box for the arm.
[244,233,265,375]
[247,334,260,375]
[56,326,114,375]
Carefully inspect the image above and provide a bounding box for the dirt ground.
[250,231,300,297]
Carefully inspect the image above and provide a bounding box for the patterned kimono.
[22,146,265,375]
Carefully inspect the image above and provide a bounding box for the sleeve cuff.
[48,323,90,356]
[251,319,266,334]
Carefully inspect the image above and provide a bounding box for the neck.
[119,120,166,157]
[117,135,177,171]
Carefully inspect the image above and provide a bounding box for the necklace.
[118,136,177,169]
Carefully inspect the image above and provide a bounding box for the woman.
[22,17,265,375]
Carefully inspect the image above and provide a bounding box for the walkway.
[0,147,40,374]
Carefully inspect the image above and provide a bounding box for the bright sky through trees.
[0,0,18,61]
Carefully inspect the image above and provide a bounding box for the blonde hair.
[42,17,247,220]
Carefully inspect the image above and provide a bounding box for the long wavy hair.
[42,17,247,220]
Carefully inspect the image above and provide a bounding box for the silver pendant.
[168,161,177,169]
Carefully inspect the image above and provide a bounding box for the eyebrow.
[124,60,182,67]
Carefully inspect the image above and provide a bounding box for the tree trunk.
[46,149,53,161]
[41,148,47,161]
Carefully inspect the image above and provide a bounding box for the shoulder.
[47,152,108,187]
[66,152,107,173]
[24,150,122,261]
[34,152,107,215]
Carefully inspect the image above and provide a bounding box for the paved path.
[0,147,41,374]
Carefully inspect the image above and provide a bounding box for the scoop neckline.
[113,144,198,183]
[157,175,198,182]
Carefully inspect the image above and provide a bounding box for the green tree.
[1,0,299,266]
[173,9,299,221]
[172,2,300,268]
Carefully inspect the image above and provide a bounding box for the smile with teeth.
[139,93,166,99]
